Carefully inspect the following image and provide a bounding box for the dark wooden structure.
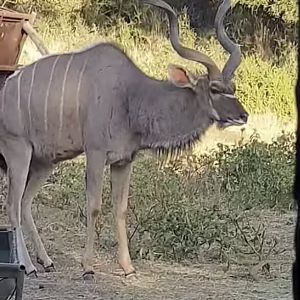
[0,7,49,95]
[0,8,36,72]
[0,227,25,300]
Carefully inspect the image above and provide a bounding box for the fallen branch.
[22,21,50,56]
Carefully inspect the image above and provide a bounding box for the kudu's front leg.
[2,139,37,275]
[82,150,105,278]
[110,162,135,276]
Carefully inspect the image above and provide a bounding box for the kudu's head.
[144,0,248,129]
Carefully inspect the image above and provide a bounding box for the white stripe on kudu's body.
[17,70,23,112]
[17,70,25,130]
[58,54,74,142]
[0,0,248,279]
[75,57,88,144]
[28,62,38,133]
[45,56,60,133]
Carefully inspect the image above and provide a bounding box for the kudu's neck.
[129,77,213,155]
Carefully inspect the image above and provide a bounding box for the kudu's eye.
[210,87,220,94]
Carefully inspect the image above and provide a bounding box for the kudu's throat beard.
[139,108,212,163]
[150,129,202,163]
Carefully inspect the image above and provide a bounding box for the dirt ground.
[23,260,292,300]
[15,204,294,300]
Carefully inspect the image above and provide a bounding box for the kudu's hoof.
[125,270,136,278]
[44,263,56,273]
[37,257,56,273]
[26,269,38,278]
[122,270,138,286]
[83,270,95,281]
[124,270,138,283]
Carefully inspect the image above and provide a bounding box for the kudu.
[0,0,247,278]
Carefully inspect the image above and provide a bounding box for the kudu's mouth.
[216,115,248,129]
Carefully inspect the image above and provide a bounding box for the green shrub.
[167,132,295,210]
[237,0,297,24]
[213,133,295,210]
[80,0,142,28]
[236,54,296,118]
[5,0,84,25]
[7,0,160,28]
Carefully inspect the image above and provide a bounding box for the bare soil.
[14,204,294,300]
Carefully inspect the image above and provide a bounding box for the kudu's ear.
[167,64,197,89]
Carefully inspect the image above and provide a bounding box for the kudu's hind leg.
[81,150,105,278]
[21,163,54,272]
[111,162,135,276]
[2,139,36,275]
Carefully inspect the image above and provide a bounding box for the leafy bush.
[235,54,296,118]
[237,0,297,24]
[4,0,85,24]
[213,133,295,210]
[167,132,295,210]
[6,0,160,28]
[80,0,142,28]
